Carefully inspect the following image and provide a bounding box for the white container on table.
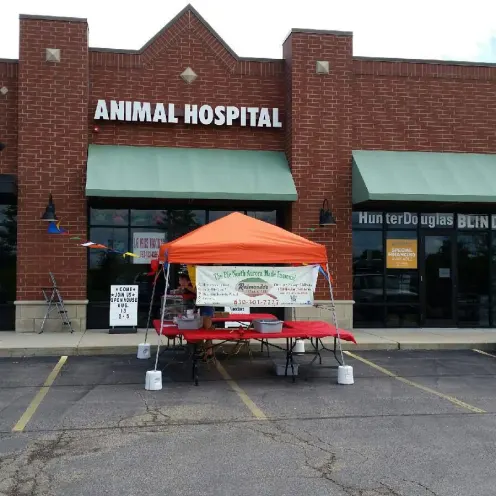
[176,315,202,330]
[253,320,283,333]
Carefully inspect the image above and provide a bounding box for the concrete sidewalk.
[1,327,496,357]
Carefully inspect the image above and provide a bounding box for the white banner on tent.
[196,265,316,307]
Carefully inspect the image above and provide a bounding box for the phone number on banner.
[232,299,278,307]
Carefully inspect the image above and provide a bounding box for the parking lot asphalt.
[1,349,496,495]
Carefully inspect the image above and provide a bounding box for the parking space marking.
[12,356,68,432]
[215,361,267,420]
[473,349,496,359]
[344,351,486,414]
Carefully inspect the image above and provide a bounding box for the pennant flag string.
[46,220,137,259]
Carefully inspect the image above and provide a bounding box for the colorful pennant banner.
[47,221,137,259]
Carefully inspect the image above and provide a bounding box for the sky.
[1,0,496,63]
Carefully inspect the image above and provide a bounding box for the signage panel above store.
[94,100,282,128]
[354,212,496,230]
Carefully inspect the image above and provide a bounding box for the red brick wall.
[353,58,496,152]
[285,32,354,300]
[0,61,18,176]
[88,11,285,152]
[17,17,88,300]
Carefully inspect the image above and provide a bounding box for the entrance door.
[421,232,455,326]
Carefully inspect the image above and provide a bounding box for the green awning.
[86,145,297,201]
[353,150,496,204]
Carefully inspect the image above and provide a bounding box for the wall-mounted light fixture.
[0,142,5,152]
[41,194,58,222]
[319,199,336,226]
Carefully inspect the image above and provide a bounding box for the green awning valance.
[353,150,496,204]
[86,145,297,201]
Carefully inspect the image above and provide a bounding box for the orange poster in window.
[386,239,417,269]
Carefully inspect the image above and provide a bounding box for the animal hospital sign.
[94,100,282,128]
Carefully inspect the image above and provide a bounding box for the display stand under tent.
[145,212,354,390]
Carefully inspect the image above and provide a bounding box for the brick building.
[1,4,496,332]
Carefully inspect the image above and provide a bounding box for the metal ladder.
[39,272,74,334]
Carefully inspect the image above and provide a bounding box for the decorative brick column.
[16,15,89,332]
[284,29,354,329]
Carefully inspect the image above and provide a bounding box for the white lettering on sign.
[109,285,138,327]
[356,212,455,229]
[457,214,489,229]
[133,232,166,264]
[358,212,383,225]
[94,100,283,128]
[420,213,454,228]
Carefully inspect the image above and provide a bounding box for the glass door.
[421,232,456,326]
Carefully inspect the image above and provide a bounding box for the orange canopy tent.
[158,212,327,264]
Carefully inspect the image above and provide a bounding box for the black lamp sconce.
[41,194,58,222]
[0,142,5,152]
[319,199,337,226]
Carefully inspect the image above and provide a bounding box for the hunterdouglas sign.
[93,100,283,128]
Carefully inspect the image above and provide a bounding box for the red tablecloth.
[284,321,357,344]
[152,319,356,344]
[181,321,356,344]
[153,320,182,337]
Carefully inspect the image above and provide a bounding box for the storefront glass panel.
[0,204,16,330]
[352,229,384,326]
[353,211,495,328]
[87,207,284,329]
[246,210,277,225]
[90,209,129,226]
[457,233,489,326]
[423,234,454,325]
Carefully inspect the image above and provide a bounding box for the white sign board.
[94,100,282,128]
[196,266,316,307]
[224,306,249,328]
[110,285,138,327]
[132,232,165,264]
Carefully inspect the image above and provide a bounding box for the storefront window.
[0,204,16,330]
[353,305,384,328]
[130,210,166,227]
[386,305,420,327]
[457,233,490,326]
[353,231,383,275]
[247,211,277,225]
[88,207,286,328]
[90,209,129,226]
[87,208,207,328]
[165,210,205,240]
[353,229,384,326]
[208,210,242,223]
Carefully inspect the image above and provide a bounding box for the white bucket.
[145,370,162,391]
[294,339,305,354]
[137,343,151,359]
[337,365,354,385]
